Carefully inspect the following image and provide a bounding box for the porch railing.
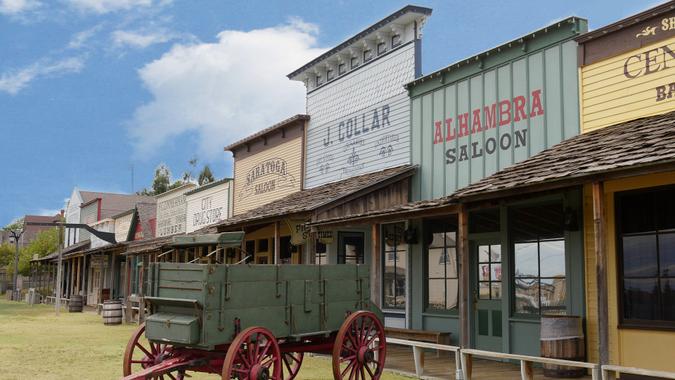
[601,364,675,380]
[386,337,462,378]
[460,348,600,380]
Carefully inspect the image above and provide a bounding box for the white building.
[185,179,233,234]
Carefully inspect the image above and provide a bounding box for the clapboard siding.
[233,136,303,215]
[304,42,416,188]
[581,36,675,132]
[185,181,231,233]
[156,184,196,237]
[79,201,98,242]
[114,213,133,242]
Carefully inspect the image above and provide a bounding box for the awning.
[171,232,245,248]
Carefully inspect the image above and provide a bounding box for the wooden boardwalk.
[385,345,593,379]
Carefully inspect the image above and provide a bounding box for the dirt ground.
[0,299,410,380]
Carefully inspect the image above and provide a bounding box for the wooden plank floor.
[385,345,593,380]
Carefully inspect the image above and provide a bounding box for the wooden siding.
[412,40,580,200]
[114,212,134,242]
[79,201,98,242]
[313,178,409,222]
[233,136,303,215]
[185,181,231,233]
[580,36,675,132]
[584,173,675,371]
[156,184,196,237]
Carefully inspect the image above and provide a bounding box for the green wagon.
[121,234,387,380]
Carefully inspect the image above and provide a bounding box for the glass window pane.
[622,235,658,277]
[623,278,659,320]
[428,248,445,278]
[428,279,445,310]
[478,245,490,263]
[491,263,502,281]
[445,247,458,278]
[661,279,675,321]
[490,245,501,262]
[515,242,539,277]
[479,263,491,281]
[515,278,539,314]
[541,278,566,315]
[621,192,655,233]
[660,233,675,277]
[446,279,458,309]
[540,240,565,277]
[491,282,502,300]
[479,282,491,300]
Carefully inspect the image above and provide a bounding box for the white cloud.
[65,0,167,14]
[111,29,174,49]
[0,0,40,15]
[0,57,85,95]
[127,18,325,159]
[35,208,61,217]
[68,24,103,49]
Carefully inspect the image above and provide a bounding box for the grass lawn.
[0,299,411,380]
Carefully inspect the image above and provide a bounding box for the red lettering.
[529,89,544,117]
[445,118,456,141]
[513,96,527,122]
[457,113,469,137]
[483,104,496,130]
[498,100,511,126]
[471,109,482,133]
[433,121,443,144]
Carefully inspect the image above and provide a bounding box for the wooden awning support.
[458,204,470,347]
[592,181,609,365]
[274,221,280,265]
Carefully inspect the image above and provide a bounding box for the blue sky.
[0,0,661,225]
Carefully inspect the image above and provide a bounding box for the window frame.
[376,42,387,55]
[424,220,459,314]
[616,185,675,330]
[381,222,408,311]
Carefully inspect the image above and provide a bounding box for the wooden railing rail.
[601,364,675,380]
[386,337,462,379]
[460,348,600,380]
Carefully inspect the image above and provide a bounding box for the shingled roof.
[213,165,417,230]
[454,110,675,200]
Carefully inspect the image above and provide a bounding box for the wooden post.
[124,257,132,323]
[371,223,381,308]
[592,181,610,365]
[274,221,281,265]
[458,205,470,348]
[520,360,534,380]
[75,256,81,294]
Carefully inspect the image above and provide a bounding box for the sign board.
[304,42,417,188]
[156,185,196,237]
[580,17,675,131]
[185,181,231,233]
[411,35,581,200]
[233,136,303,215]
[286,219,309,246]
[317,230,334,244]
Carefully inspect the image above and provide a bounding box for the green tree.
[198,164,215,185]
[152,164,172,195]
[183,157,198,183]
[16,228,59,276]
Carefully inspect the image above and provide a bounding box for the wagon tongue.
[119,356,188,380]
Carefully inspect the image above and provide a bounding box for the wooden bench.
[385,327,451,359]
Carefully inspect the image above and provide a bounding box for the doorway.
[472,240,503,352]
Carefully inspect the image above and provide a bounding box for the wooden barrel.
[68,295,83,312]
[102,300,123,325]
[541,315,586,378]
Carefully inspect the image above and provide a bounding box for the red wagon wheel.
[281,352,303,380]
[332,311,386,380]
[222,326,282,380]
[123,323,184,380]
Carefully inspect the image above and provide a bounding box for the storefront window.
[512,203,566,316]
[426,221,458,311]
[618,186,675,326]
[314,240,327,265]
[382,223,407,309]
[338,232,364,264]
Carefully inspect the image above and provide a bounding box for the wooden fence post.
[592,182,609,365]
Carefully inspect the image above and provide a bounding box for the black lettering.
[514,129,527,148]
[339,122,344,141]
[662,45,675,70]
[355,115,362,136]
[445,148,456,164]
[471,142,483,158]
[500,133,511,150]
[381,105,390,127]
[346,118,353,138]
[458,145,469,161]
[624,55,642,79]
[656,85,667,101]
[485,137,497,154]
[371,109,380,130]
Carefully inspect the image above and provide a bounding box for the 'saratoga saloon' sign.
[239,158,296,200]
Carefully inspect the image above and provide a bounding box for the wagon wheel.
[222,326,282,380]
[332,311,386,380]
[281,352,303,380]
[123,323,184,380]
